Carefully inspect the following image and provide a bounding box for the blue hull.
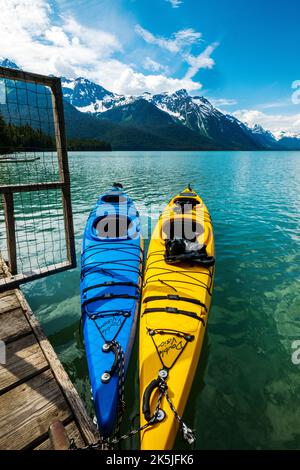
[80,187,142,436]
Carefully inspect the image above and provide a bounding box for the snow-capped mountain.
[248,123,279,149]
[1,57,299,151]
[60,80,273,149]
[274,130,300,140]
[274,131,300,150]
[61,76,151,115]
[0,58,20,70]
[148,90,264,148]
[61,77,123,113]
[151,90,219,131]
[96,89,262,149]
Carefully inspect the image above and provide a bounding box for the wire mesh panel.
[0,66,76,292]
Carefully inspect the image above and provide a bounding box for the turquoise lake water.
[19,150,300,449]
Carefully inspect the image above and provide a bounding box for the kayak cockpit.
[93,214,137,240]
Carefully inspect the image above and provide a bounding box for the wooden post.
[2,193,17,275]
[50,79,76,269]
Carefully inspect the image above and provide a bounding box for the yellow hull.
[139,188,215,450]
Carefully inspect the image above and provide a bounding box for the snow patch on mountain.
[273,130,300,141]
[61,78,76,90]
[146,89,224,134]
[251,123,276,139]
[0,58,20,70]
[61,76,122,113]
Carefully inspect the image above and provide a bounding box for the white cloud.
[165,0,183,8]
[135,25,201,53]
[135,24,217,86]
[63,17,122,56]
[185,42,218,79]
[0,0,122,76]
[232,109,300,136]
[86,60,202,95]
[44,26,70,47]
[0,0,51,35]
[0,0,207,95]
[143,57,168,73]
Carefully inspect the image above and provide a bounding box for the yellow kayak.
[139,187,215,450]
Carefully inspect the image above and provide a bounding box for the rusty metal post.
[49,421,70,450]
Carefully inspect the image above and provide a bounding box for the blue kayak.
[80,184,143,437]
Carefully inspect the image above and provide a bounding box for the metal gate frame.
[0,66,76,292]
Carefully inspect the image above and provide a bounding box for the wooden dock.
[0,256,101,450]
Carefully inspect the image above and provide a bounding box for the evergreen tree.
[0,111,111,154]
[0,114,11,153]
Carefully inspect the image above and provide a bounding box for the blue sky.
[1,0,300,134]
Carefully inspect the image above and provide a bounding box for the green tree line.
[0,114,111,154]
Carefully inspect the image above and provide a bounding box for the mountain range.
[1,58,299,151]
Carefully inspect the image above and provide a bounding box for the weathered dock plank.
[15,288,100,446]
[16,290,100,446]
[0,292,20,314]
[0,308,32,343]
[0,254,101,450]
[0,369,71,450]
[0,289,15,299]
[0,334,49,394]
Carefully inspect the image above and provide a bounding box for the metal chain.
[69,373,195,450]
[161,382,196,445]
[69,390,164,450]
[105,388,164,448]
[113,340,126,437]
[69,340,126,450]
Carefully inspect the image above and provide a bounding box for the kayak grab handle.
[142,378,167,422]
[101,342,120,383]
